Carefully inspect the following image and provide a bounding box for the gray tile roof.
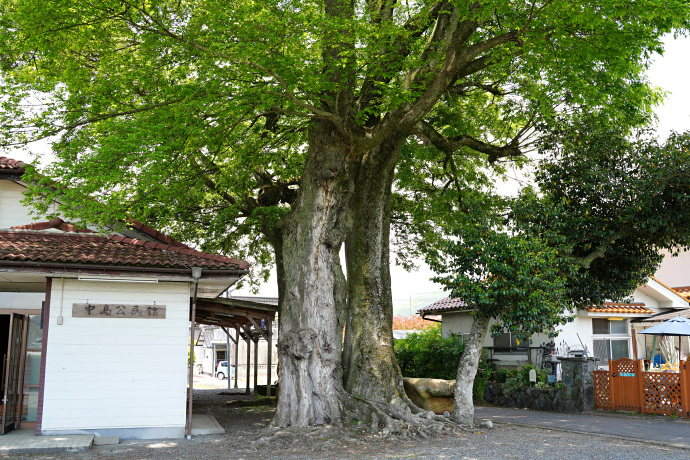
[417,297,468,314]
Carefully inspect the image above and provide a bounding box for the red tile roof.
[671,286,690,302]
[128,219,188,248]
[12,217,95,234]
[585,302,654,315]
[0,157,26,173]
[12,217,190,248]
[0,229,249,271]
[418,297,468,314]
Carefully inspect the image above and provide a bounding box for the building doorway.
[1,313,27,434]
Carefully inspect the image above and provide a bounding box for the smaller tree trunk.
[453,314,490,425]
[343,135,405,404]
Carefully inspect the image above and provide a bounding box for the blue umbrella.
[639,315,690,365]
[638,315,690,337]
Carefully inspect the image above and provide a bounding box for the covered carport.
[190,297,278,396]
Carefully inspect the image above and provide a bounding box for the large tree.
[1,0,688,427]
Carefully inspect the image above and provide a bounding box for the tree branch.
[414,120,524,163]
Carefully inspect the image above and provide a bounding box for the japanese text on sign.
[72,303,166,319]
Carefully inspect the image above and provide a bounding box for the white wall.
[555,316,595,355]
[41,279,191,438]
[441,311,552,367]
[0,181,35,228]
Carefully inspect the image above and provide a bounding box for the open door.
[2,313,27,434]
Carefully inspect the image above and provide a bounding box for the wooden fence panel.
[641,371,682,416]
[594,359,690,419]
[593,370,611,410]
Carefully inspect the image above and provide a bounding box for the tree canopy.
[426,119,690,337]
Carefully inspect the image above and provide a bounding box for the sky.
[6,35,690,303]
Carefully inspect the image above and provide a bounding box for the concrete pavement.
[0,430,93,455]
[475,405,690,450]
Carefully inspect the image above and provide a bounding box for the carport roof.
[194,297,279,332]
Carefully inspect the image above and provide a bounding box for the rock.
[478,420,493,429]
[403,378,455,415]
[443,411,451,418]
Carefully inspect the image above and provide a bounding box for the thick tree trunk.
[453,314,490,425]
[342,134,408,404]
[272,120,355,427]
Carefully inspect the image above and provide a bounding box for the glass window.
[592,318,609,334]
[593,338,630,361]
[592,318,628,335]
[494,333,511,350]
[610,320,627,335]
[26,314,43,349]
[22,315,42,424]
[593,339,610,361]
[493,332,526,353]
[611,339,629,360]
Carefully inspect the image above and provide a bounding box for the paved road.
[475,405,690,449]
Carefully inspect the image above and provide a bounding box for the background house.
[419,277,689,369]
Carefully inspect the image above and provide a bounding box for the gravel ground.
[12,389,689,460]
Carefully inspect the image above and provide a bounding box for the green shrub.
[499,364,552,396]
[394,324,491,402]
[502,375,522,397]
[491,366,510,384]
[472,349,491,402]
[394,324,464,380]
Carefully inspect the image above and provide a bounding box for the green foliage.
[425,116,690,342]
[501,374,523,398]
[472,349,492,402]
[1,0,687,285]
[426,208,575,340]
[394,324,464,380]
[514,119,690,308]
[395,325,492,401]
[187,348,197,367]
[491,367,510,384]
[497,364,550,397]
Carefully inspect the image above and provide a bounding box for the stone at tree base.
[478,420,493,429]
[403,378,455,415]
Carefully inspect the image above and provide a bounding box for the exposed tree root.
[337,391,472,439]
[256,399,473,451]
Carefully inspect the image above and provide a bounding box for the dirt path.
[11,389,690,459]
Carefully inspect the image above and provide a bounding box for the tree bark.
[272,120,355,427]
[342,134,408,404]
[453,314,490,425]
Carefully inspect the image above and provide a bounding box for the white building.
[419,277,689,369]
[0,157,271,439]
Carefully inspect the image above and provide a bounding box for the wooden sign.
[72,303,166,319]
